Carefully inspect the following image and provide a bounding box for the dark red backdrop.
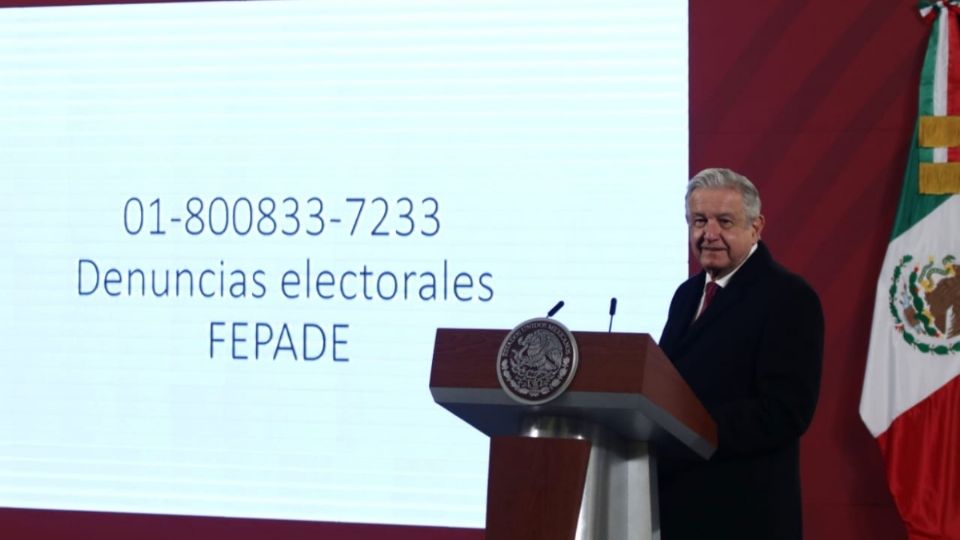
[0,0,921,538]
[689,1,917,538]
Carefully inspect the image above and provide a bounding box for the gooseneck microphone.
[608,297,618,332]
[547,300,565,318]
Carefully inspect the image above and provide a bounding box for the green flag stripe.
[918,15,938,166]
[919,13,939,118]
[890,14,951,240]
[892,125,951,240]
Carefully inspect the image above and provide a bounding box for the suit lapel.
[661,273,704,354]
[673,242,772,357]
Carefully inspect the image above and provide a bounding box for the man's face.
[687,187,765,279]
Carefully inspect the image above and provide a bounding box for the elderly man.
[657,168,824,539]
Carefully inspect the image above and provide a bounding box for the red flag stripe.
[948,11,960,162]
[877,373,960,539]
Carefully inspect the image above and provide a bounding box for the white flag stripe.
[934,7,950,163]
[860,195,960,437]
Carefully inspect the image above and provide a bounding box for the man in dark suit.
[657,168,824,540]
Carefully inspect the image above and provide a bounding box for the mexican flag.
[859,2,960,538]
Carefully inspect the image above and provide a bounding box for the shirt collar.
[706,242,759,289]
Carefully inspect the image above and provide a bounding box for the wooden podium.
[430,328,717,540]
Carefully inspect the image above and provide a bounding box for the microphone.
[547,300,565,318]
[608,297,617,332]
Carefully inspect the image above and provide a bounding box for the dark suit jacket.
[657,241,823,540]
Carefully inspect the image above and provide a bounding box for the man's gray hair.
[685,168,762,222]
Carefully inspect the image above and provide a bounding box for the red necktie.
[698,282,720,319]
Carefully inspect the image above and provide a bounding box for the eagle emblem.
[890,254,960,355]
[497,318,579,404]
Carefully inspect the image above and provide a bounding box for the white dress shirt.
[695,242,759,319]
